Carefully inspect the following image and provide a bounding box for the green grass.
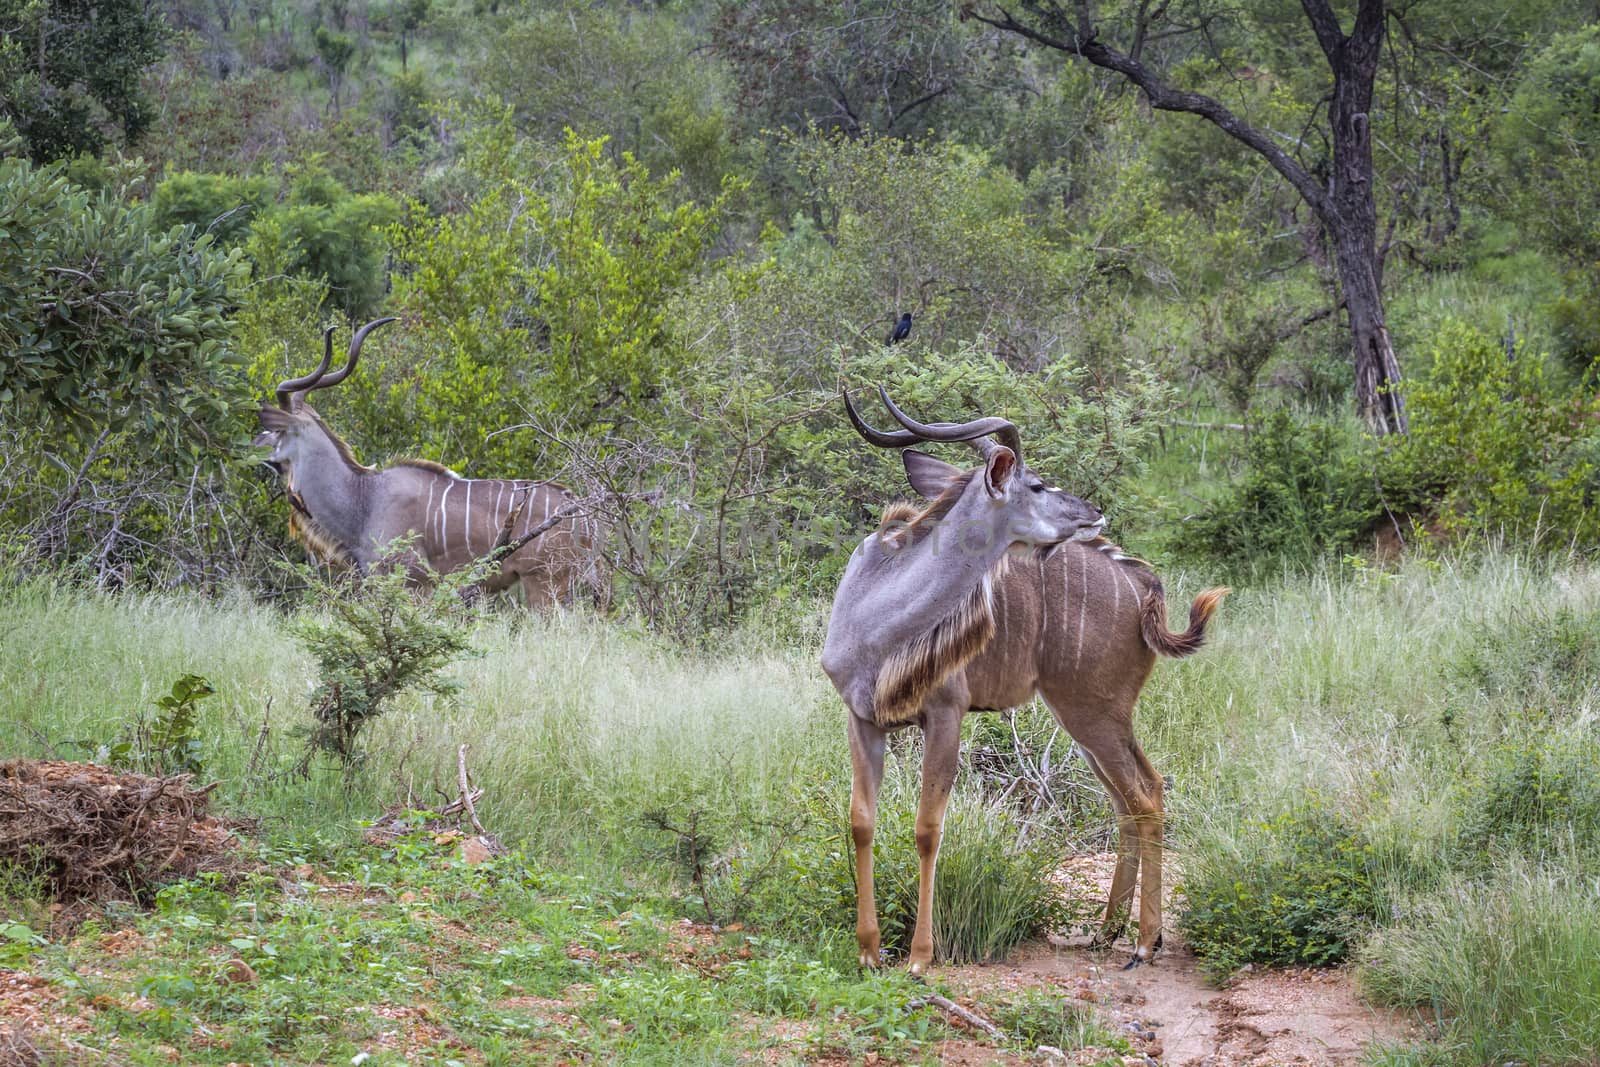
[7,832,973,1065]
[1361,859,1600,1067]
[5,551,1600,1064]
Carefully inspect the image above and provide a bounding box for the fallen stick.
[907,993,1007,1041]
[456,744,487,836]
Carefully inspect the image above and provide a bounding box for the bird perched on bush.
[886,312,913,345]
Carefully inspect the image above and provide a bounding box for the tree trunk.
[969,0,1409,435]
[1320,2,1407,434]
[1330,225,1406,434]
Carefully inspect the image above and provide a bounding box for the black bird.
[886,312,913,345]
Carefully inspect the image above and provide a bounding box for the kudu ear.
[258,405,294,431]
[902,449,962,500]
[982,446,1017,498]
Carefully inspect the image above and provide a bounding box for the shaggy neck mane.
[876,470,977,549]
[871,467,1007,728]
[287,489,357,568]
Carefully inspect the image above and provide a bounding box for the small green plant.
[1458,736,1600,860]
[991,986,1122,1054]
[1179,800,1381,978]
[105,672,214,776]
[0,919,43,967]
[289,540,476,771]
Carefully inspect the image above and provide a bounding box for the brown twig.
[907,993,1007,1040]
[456,744,487,836]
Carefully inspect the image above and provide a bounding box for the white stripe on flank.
[1074,546,1088,670]
[439,481,453,554]
[1117,567,1139,601]
[424,481,437,555]
[493,483,505,538]
[464,480,473,554]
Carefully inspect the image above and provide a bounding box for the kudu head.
[844,386,1105,553]
[254,317,396,470]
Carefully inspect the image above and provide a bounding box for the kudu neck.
[284,417,371,549]
[869,476,1013,635]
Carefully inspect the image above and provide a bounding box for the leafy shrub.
[0,150,248,442]
[153,167,398,319]
[1179,800,1381,977]
[289,544,475,770]
[1187,412,1379,570]
[1393,320,1600,548]
[1458,736,1600,860]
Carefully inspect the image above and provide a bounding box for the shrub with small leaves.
[289,541,476,770]
[1179,800,1381,978]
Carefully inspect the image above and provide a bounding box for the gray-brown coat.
[821,390,1225,973]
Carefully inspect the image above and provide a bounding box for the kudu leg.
[908,707,961,976]
[846,713,887,968]
[1080,737,1166,967]
[1080,746,1139,947]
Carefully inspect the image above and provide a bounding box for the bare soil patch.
[942,852,1414,1066]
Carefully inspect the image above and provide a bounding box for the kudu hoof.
[1121,936,1163,970]
[1089,925,1126,952]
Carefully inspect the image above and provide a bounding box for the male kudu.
[254,318,606,608]
[820,389,1226,973]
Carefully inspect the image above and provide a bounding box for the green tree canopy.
[0,151,249,458]
[0,0,168,161]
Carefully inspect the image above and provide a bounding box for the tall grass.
[1361,859,1600,1066]
[5,549,1600,1038]
[0,580,842,870]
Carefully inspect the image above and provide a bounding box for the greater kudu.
[254,318,606,609]
[821,389,1226,973]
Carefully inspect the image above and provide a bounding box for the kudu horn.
[842,387,1024,462]
[311,316,397,391]
[274,318,398,408]
[274,326,337,409]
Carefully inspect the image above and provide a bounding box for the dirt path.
[941,854,1414,1066]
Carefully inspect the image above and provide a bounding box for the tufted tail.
[1139,586,1229,658]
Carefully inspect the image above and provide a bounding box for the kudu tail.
[1139,585,1229,658]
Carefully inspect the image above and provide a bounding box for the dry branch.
[906,994,1007,1040]
[0,760,235,907]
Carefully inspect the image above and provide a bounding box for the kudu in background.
[821,389,1227,973]
[254,318,607,609]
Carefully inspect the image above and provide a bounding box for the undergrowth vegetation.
[4,550,1600,1061]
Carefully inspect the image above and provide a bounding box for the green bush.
[1186,412,1379,570]
[151,167,398,318]
[289,545,476,771]
[1394,320,1600,548]
[1178,800,1381,977]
